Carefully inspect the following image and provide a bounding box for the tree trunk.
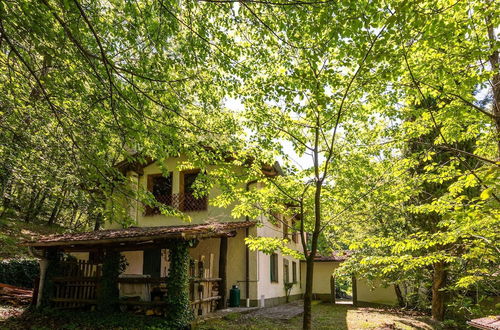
[303,179,322,330]
[303,256,314,330]
[24,189,40,222]
[486,13,500,157]
[431,261,447,321]
[394,284,405,307]
[217,236,228,309]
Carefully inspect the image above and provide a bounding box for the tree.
[193,2,403,328]
[0,0,242,229]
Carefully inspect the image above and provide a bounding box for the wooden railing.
[190,278,221,316]
[51,260,100,308]
[50,261,221,316]
[144,193,208,215]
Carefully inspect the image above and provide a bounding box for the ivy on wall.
[164,239,194,328]
[97,250,121,313]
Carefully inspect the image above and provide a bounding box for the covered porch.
[25,221,254,319]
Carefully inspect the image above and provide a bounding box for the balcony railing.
[145,193,208,215]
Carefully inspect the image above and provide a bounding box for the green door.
[143,248,161,278]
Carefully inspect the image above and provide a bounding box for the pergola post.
[38,247,60,308]
[36,257,49,308]
[217,236,228,309]
[165,239,193,327]
[330,275,336,304]
[97,249,120,312]
[352,275,358,306]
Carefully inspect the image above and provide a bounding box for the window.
[180,170,207,211]
[270,253,278,283]
[292,261,297,283]
[283,259,290,284]
[145,173,173,215]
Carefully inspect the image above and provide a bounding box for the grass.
[0,302,441,330]
[195,303,440,330]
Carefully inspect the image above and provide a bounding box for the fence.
[49,260,221,316]
[51,260,100,308]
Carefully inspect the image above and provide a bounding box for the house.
[25,155,396,318]
[26,155,304,316]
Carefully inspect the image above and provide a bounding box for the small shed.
[24,221,254,319]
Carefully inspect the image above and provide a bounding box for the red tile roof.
[313,251,352,262]
[25,221,255,247]
[468,316,500,330]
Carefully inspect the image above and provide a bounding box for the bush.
[0,258,39,288]
[3,308,188,329]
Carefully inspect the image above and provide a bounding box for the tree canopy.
[0,0,498,328]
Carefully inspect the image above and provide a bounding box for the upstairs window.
[180,170,207,212]
[145,173,173,215]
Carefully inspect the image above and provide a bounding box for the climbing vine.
[164,239,193,328]
[97,250,121,313]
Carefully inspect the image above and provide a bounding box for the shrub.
[0,258,39,288]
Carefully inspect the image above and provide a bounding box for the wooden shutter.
[270,253,278,283]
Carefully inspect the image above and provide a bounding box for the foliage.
[164,239,193,328]
[246,236,303,260]
[97,250,121,313]
[1,0,499,327]
[0,259,39,288]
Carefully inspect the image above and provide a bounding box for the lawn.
[0,302,440,329]
[195,303,440,330]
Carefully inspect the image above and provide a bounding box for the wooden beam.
[352,275,358,306]
[217,237,228,309]
[330,275,336,304]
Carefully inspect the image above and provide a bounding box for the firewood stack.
[0,283,33,306]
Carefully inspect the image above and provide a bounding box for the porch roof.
[313,250,352,262]
[24,221,255,248]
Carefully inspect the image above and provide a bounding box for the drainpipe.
[245,180,258,307]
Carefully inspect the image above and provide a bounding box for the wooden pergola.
[25,221,254,317]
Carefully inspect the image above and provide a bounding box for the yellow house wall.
[122,251,143,275]
[313,262,339,294]
[357,278,398,305]
[105,158,307,304]
[115,228,250,300]
[107,157,246,229]
[255,214,304,304]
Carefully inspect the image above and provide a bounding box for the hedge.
[0,259,39,288]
